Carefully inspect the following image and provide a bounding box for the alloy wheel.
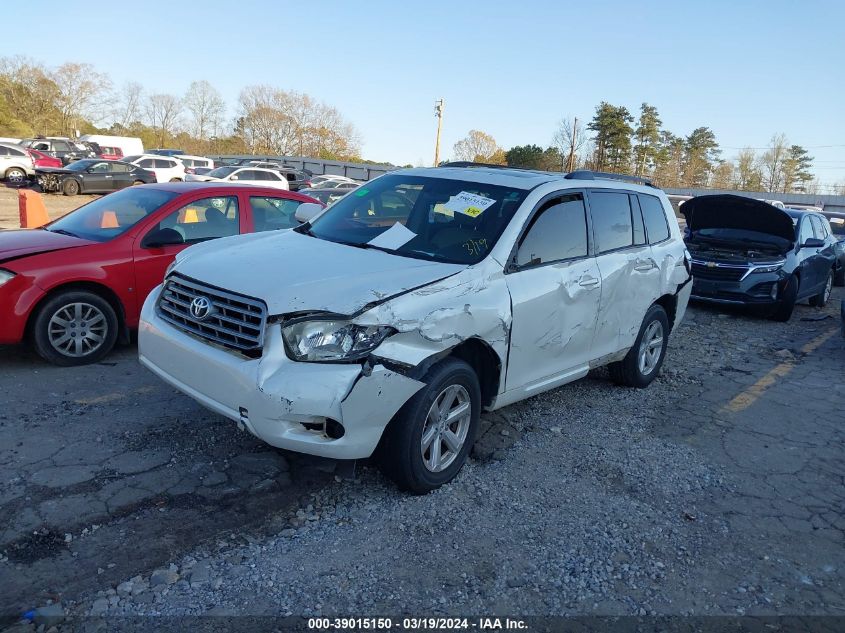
[638,320,664,376]
[420,384,472,473]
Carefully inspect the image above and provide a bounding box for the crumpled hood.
[682,194,796,242]
[173,229,466,316]
[35,167,73,175]
[0,229,96,264]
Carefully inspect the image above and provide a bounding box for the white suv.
[0,142,35,184]
[123,154,185,182]
[139,166,692,492]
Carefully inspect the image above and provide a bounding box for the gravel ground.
[1,289,843,633]
[6,293,830,626]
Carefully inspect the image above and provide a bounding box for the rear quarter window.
[638,194,671,243]
[589,191,634,253]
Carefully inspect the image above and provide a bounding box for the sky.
[4,0,845,189]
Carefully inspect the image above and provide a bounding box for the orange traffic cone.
[18,190,50,229]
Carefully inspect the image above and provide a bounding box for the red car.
[0,183,321,365]
[26,148,63,169]
[98,146,124,161]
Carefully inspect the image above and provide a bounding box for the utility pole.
[566,117,577,173]
[433,98,444,166]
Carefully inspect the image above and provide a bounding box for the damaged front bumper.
[138,292,424,460]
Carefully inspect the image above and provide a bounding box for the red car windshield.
[45,188,179,242]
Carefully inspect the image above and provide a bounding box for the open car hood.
[682,195,795,242]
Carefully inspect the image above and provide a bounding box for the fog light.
[325,419,345,440]
[771,284,778,299]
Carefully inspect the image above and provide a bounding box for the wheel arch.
[26,281,129,343]
[654,293,678,332]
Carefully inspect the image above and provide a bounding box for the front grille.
[157,275,266,355]
[691,261,748,281]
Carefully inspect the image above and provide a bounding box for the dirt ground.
[0,186,96,230]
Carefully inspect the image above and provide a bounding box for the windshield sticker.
[443,191,496,218]
[367,222,417,250]
[354,188,369,197]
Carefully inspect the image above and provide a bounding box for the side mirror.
[801,238,825,249]
[294,202,323,224]
[142,227,184,248]
[229,175,238,181]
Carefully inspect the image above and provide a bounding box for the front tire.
[809,269,833,307]
[32,291,118,366]
[770,275,798,321]
[62,179,80,196]
[378,358,481,494]
[609,304,669,388]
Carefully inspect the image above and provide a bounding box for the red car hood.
[0,229,96,265]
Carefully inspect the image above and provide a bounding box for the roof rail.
[564,170,657,188]
[440,161,517,170]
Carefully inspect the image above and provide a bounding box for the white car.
[0,142,36,184]
[139,166,692,493]
[184,166,289,190]
[123,154,185,182]
[177,155,215,173]
[308,174,356,189]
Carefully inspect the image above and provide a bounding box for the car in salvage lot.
[138,165,693,493]
[35,159,156,195]
[683,195,838,321]
[819,210,845,286]
[0,183,321,366]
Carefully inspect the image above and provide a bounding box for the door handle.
[634,258,656,272]
[578,276,600,288]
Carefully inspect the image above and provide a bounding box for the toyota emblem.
[189,296,213,320]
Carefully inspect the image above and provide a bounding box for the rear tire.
[770,275,798,322]
[378,358,480,494]
[32,291,118,366]
[62,179,80,196]
[809,270,833,307]
[609,304,669,388]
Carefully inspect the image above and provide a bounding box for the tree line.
[452,102,835,195]
[0,56,362,160]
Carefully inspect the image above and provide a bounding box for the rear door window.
[589,191,634,253]
[638,194,671,244]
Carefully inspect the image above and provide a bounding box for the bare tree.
[235,85,359,159]
[52,62,113,134]
[145,93,183,146]
[452,130,499,162]
[552,117,586,172]
[733,148,763,191]
[113,81,143,129]
[761,134,789,193]
[184,80,225,142]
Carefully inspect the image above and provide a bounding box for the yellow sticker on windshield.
[463,206,483,217]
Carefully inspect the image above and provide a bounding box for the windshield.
[46,188,179,242]
[206,166,237,179]
[305,174,529,264]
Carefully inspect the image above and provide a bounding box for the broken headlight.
[282,320,395,362]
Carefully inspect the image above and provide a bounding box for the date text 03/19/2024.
[307,617,528,630]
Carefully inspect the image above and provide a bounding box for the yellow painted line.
[722,327,838,414]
